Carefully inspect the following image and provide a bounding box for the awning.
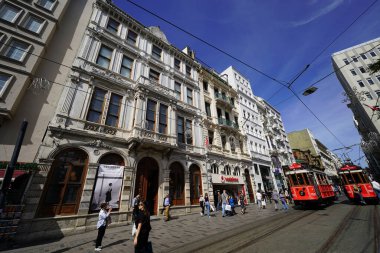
[0,169,27,179]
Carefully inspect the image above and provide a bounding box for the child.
[95,203,112,251]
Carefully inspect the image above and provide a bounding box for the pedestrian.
[239,192,246,214]
[256,191,262,209]
[262,191,267,209]
[371,179,380,200]
[134,201,152,253]
[272,189,280,211]
[229,195,237,215]
[353,184,366,205]
[217,191,222,212]
[163,194,171,221]
[222,190,228,217]
[279,190,288,211]
[267,191,272,204]
[95,203,112,251]
[132,194,140,220]
[285,188,292,204]
[199,194,205,216]
[204,193,211,218]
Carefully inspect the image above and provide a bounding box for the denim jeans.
[205,202,210,217]
[222,203,226,216]
[281,198,288,210]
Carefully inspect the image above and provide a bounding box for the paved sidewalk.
[2,203,293,253]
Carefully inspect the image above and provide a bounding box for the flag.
[204,136,209,148]
[364,104,380,111]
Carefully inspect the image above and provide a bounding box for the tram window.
[290,174,298,185]
[345,174,354,184]
[352,173,363,183]
[304,174,311,185]
[297,174,305,185]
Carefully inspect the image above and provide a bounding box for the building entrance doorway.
[135,157,159,215]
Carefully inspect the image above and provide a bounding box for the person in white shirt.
[95,203,112,251]
[371,180,380,199]
[256,191,262,209]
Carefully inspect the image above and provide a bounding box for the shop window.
[169,162,185,205]
[38,148,88,217]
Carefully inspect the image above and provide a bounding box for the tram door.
[135,157,159,215]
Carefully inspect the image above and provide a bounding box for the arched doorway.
[244,169,255,202]
[38,148,88,217]
[189,164,202,205]
[99,153,125,166]
[169,162,185,205]
[135,157,159,215]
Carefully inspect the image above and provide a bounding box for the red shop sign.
[221,175,239,183]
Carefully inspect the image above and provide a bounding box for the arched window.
[211,164,219,174]
[38,148,88,217]
[234,167,240,176]
[169,162,185,205]
[225,165,231,175]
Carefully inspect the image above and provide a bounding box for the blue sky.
[113,0,380,166]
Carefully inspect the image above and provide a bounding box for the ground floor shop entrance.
[135,157,159,215]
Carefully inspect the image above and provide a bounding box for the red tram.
[338,164,377,204]
[285,163,335,206]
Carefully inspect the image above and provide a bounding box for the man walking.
[216,191,222,212]
[163,194,171,221]
[221,190,228,217]
[256,191,262,209]
[272,190,279,211]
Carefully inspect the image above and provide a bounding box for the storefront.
[211,174,246,204]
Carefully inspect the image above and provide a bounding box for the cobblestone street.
[3,203,292,253]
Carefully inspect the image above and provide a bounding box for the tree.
[368,59,380,74]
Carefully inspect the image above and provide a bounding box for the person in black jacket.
[134,201,152,253]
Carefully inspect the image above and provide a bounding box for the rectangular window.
[343,59,349,65]
[96,45,112,69]
[0,73,12,96]
[24,15,45,34]
[106,18,119,33]
[352,56,358,62]
[174,58,180,70]
[36,0,56,11]
[360,53,367,60]
[187,88,193,105]
[126,30,137,45]
[120,55,133,78]
[367,78,374,85]
[350,69,356,76]
[365,92,373,100]
[205,102,211,117]
[208,130,214,145]
[146,99,157,131]
[370,51,377,57]
[357,80,365,87]
[186,119,192,145]
[149,69,160,82]
[4,40,30,62]
[0,4,22,23]
[377,75,380,82]
[105,94,122,127]
[177,116,184,143]
[221,135,226,149]
[186,65,191,76]
[203,81,208,91]
[87,88,107,123]
[359,67,366,73]
[375,90,380,97]
[174,81,181,100]
[159,104,168,134]
[152,45,162,60]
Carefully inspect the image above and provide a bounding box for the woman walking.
[199,194,205,216]
[95,203,112,251]
[279,190,289,211]
[134,201,152,253]
[204,193,210,218]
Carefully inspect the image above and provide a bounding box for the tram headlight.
[299,190,305,196]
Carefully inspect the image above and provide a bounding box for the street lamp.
[302,86,318,96]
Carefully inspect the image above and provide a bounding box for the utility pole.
[0,120,28,212]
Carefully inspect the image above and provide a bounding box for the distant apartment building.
[332,38,380,177]
[221,66,270,195]
[287,129,338,178]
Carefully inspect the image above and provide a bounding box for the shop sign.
[212,174,242,184]
[0,161,38,170]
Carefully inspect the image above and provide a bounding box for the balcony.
[215,93,234,108]
[218,118,239,130]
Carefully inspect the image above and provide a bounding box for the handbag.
[106,215,112,226]
[131,223,136,236]
[225,204,231,211]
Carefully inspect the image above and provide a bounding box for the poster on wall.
[91,164,124,211]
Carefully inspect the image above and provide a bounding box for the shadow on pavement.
[49,239,95,253]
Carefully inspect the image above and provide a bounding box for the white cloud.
[291,0,344,27]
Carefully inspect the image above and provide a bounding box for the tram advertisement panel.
[91,164,124,210]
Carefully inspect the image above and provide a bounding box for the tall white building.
[221,67,271,194]
[332,38,380,177]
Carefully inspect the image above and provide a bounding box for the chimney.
[182,46,195,59]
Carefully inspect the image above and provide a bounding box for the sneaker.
[95,247,102,251]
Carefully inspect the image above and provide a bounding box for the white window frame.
[360,53,367,60]
[152,45,162,60]
[367,78,374,85]
[119,55,133,79]
[0,4,23,23]
[370,51,377,57]
[4,39,31,62]
[357,80,365,87]
[22,14,46,34]
[0,73,13,99]
[106,17,120,34]
[35,0,57,11]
